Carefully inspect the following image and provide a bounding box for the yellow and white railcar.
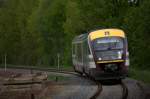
[72,29,129,80]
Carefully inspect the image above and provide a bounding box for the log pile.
[0,71,48,99]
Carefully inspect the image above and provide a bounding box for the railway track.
[1,67,130,99]
[37,68,104,99]
[89,80,128,99]
[1,67,104,99]
[90,81,102,99]
[42,70,128,98]
[121,81,128,99]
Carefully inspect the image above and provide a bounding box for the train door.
[72,43,76,68]
[76,43,83,72]
[82,40,87,72]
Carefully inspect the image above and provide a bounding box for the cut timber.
[1,72,47,85]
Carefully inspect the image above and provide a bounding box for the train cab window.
[92,37,124,61]
[93,37,124,51]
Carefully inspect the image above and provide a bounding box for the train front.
[89,29,129,80]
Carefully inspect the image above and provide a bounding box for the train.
[72,28,129,80]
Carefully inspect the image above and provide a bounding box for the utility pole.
[57,53,60,70]
[4,53,7,71]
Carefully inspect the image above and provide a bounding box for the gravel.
[0,68,149,99]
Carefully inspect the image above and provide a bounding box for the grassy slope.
[1,64,150,83]
[129,68,150,84]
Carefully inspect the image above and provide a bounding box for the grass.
[2,64,150,84]
[47,74,70,81]
[129,68,150,84]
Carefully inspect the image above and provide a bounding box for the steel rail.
[121,81,128,99]
[90,81,102,99]
[2,67,103,98]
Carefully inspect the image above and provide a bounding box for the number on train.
[72,29,129,80]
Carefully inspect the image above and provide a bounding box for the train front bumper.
[90,68,128,80]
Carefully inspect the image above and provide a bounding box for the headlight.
[98,57,102,60]
[118,51,123,59]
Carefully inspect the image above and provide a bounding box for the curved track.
[121,81,128,99]
[2,67,130,99]
[90,81,102,99]
[89,80,128,99]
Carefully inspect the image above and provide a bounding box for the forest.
[0,0,150,70]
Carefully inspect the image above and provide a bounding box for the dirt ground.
[0,68,149,99]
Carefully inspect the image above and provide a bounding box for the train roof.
[72,28,125,43]
[72,33,88,43]
[89,28,125,40]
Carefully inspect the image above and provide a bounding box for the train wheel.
[116,79,122,83]
[89,69,94,77]
[79,72,83,76]
[113,79,121,84]
[88,70,94,80]
[73,66,77,72]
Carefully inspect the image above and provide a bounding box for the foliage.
[129,68,150,84]
[0,0,150,70]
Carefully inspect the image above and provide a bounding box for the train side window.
[72,44,75,55]
[87,42,91,55]
[77,43,82,62]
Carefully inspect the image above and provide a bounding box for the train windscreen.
[92,37,124,60]
[93,37,124,51]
